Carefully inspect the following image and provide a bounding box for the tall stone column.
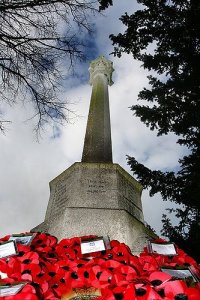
[82,56,114,163]
[31,56,156,255]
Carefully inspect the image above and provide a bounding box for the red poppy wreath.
[0,233,199,299]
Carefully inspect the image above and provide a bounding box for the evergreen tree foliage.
[110,0,200,261]
[99,0,113,11]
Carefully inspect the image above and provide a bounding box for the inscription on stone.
[86,179,107,194]
[49,179,69,217]
[119,196,142,221]
[128,185,136,204]
[118,175,141,209]
[53,196,69,216]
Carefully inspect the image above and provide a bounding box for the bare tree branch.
[0,0,101,134]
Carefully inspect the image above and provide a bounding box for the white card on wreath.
[9,233,36,246]
[161,267,198,282]
[0,282,27,296]
[150,242,177,256]
[81,238,106,254]
[0,241,17,259]
[0,271,7,279]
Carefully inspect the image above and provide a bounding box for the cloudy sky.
[0,1,185,238]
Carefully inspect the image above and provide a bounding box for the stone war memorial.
[31,56,155,254]
[1,57,200,299]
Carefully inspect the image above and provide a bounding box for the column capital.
[89,56,114,86]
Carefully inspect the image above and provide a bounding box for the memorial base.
[32,208,155,255]
[32,162,156,255]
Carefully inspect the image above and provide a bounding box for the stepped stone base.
[32,162,156,255]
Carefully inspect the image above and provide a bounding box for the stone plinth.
[32,163,155,254]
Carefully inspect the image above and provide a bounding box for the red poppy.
[41,249,58,263]
[110,244,131,265]
[64,269,85,289]
[10,251,41,283]
[139,255,160,274]
[0,260,9,276]
[18,252,41,282]
[21,264,41,282]
[149,270,172,283]
[42,289,60,300]
[31,233,57,251]
[153,238,168,244]
[122,265,138,282]
[56,258,71,270]
[44,267,68,297]
[58,237,80,249]
[129,255,143,275]
[171,248,198,268]
[0,278,15,285]
[185,286,200,299]
[16,251,39,265]
[110,240,121,248]
[101,259,122,270]
[72,266,93,289]
[7,258,22,281]
[16,244,31,255]
[98,287,115,300]
[41,261,58,277]
[0,235,10,243]
[139,285,163,300]
[55,238,77,262]
[112,284,136,299]
[96,269,112,288]
[163,280,188,300]
[88,265,112,289]
[32,270,47,285]
[110,272,128,287]
[56,238,74,249]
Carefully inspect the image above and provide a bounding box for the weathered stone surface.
[32,162,156,254]
[32,208,154,255]
[82,56,113,163]
[44,162,143,223]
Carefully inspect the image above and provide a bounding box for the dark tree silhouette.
[98,0,113,10]
[110,0,200,261]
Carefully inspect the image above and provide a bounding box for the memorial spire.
[81,56,114,163]
[32,57,153,254]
